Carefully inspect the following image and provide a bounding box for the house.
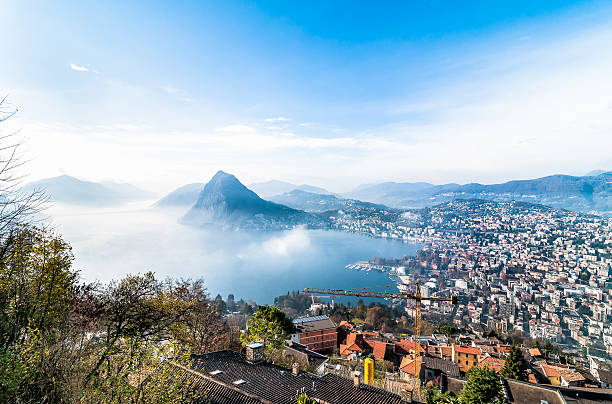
[540,363,562,386]
[478,355,506,373]
[421,355,460,384]
[452,344,482,374]
[399,356,422,383]
[597,369,612,389]
[395,340,426,357]
[292,315,337,352]
[163,344,408,404]
[283,341,329,374]
[557,368,586,387]
[339,332,372,359]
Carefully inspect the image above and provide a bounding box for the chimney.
[292,363,300,376]
[353,371,361,388]
[245,343,264,363]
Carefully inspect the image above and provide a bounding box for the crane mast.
[303,283,458,398]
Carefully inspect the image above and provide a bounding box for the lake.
[48,203,419,304]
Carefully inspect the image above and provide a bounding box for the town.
[330,199,612,359]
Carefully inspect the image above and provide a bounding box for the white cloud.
[265,124,289,131]
[215,124,257,133]
[263,117,290,122]
[70,63,90,72]
[161,85,180,94]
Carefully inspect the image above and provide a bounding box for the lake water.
[48,203,419,304]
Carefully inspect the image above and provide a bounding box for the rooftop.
[167,350,407,404]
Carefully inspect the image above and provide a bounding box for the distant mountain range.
[154,183,205,208]
[181,171,320,229]
[22,175,154,206]
[345,172,612,214]
[268,189,384,212]
[248,180,331,198]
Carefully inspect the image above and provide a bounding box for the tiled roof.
[170,350,406,404]
[422,355,460,377]
[395,340,425,355]
[479,356,505,373]
[293,316,336,333]
[399,357,421,377]
[372,341,391,361]
[503,379,565,404]
[159,361,265,403]
[529,347,543,357]
[541,364,561,378]
[453,344,481,356]
[558,368,586,383]
[598,369,612,385]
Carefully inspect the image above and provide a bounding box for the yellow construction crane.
[303,283,457,397]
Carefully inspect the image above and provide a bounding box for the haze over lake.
[47,202,418,303]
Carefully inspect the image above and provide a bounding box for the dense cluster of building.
[167,313,612,403]
[331,200,612,357]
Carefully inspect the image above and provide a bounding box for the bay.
[47,203,419,304]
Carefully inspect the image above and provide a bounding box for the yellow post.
[364,357,374,385]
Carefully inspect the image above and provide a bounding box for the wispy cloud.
[264,117,290,122]
[215,124,256,133]
[265,124,289,131]
[161,85,197,103]
[70,63,90,72]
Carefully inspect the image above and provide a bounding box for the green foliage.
[297,392,317,404]
[0,227,237,402]
[241,305,295,352]
[459,366,504,404]
[500,345,528,381]
[275,291,312,316]
[425,386,460,404]
[440,325,457,336]
[0,348,26,402]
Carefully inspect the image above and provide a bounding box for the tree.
[500,345,528,381]
[459,366,504,404]
[297,393,317,404]
[240,305,295,352]
[227,293,236,312]
[168,279,238,354]
[426,386,460,404]
[440,325,457,336]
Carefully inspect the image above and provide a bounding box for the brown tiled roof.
[453,344,481,356]
[372,341,391,361]
[171,350,406,404]
[399,357,422,377]
[479,356,506,373]
[529,347,543,357]
[558,368,586,383]
[395,340,425,355]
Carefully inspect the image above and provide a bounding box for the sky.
[1,0,612,194]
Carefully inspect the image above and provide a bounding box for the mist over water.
[47,202,418,304]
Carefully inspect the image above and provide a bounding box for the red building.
[291,315,337,352]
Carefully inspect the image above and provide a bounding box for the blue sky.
[1,0,612,193]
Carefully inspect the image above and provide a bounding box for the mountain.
[347,173,612,214]
[182,171,319,229]
[585,169,610,177]
[154,183,205,208]
[249,180,331,197]
[269,189,386,212]
[21,175,153,206]
[346,182,436,205]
